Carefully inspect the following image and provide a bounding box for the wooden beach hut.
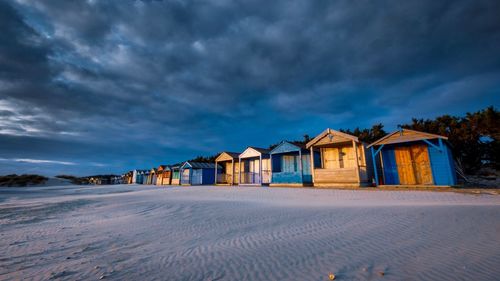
[214,152,240,185]
[238,147,271,185]
[368,129,457,186]
[269,141,316,186]
[124,171,133,184]
[306,129,373,187]
[170,164,182,185]
[141,170,150,184]
[156,165,171,185]
[180,162,221,185]
[147,168,157,185]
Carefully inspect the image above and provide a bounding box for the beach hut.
[147,168,157,185]
[141,170,150,184]
[269,141,316,186]
[132,169,143,184]
[123,171,133,184]
[238,147,271,185]
[306,129,373,187]
[215,152,240,185]
[179,162,220,185]
[368,129,457,186]
[132,169,148,184]
[170,163,182,185]
[157,165,171,185]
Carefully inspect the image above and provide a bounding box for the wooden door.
[395,145,433,185]
[411,145,433,184]
[395,147,417,184]
[225,162,233,183]
[323,148,337,169]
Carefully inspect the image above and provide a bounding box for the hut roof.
[270,141,308,154]
[250,147,271,154]
[170,163,183,170]
[183,161,221,169]
[367,129,448,148]
[306,128,359,149]
[239,147,270,159]
[215,152,240,162]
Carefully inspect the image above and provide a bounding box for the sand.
[1,184,499,281]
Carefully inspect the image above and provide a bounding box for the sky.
[0,0,499,176]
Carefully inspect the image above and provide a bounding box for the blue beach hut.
[180,162,221,185]
[368,129,457,186]
[269,141,315,186]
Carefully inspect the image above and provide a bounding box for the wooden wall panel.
[313,168,358,183]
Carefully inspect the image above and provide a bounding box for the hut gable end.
[216,152,240,162]
[306,128,359,148]
[368,129,448,147]
[270,141,301,154]
[239,147,269,158]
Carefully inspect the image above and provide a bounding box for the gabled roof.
[170,163,183,170]
[182,161,221,169]
[251,147,271,154]
[367,129,448,148]
[239,146,270,158]
[270,141,307,154]
[216,151,240,162]
[306,128,359,149]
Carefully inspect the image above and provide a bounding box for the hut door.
[225,162,233,183]
[323,148,337,169]
[182,169,190,184]
[395,147,417,184]
[395,145,433,185]
[192,169,202,185]
[411,145,433,184]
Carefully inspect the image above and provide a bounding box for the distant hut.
[269,141,316,186]
[180,162,220,185]
[124,171,133,184]
[215,152,241,185]
[147,168,157,185]
[306,129,373,187]
[141,170,150,184]
[132,169,148,184]
[132,170,140,184]
[157,165,172,185]
[238,147,271,185]
[368,129,457,186]
[170,163,182,185]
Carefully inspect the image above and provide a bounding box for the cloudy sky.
[1,0,499,176]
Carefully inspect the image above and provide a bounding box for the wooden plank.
[313,168,359,183]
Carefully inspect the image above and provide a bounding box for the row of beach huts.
[122,128,457,187]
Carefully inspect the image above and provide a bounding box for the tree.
[401,106,499,173]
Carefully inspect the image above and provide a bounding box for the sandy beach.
[1,185,499,281]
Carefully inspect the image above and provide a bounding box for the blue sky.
[0,0,499,176]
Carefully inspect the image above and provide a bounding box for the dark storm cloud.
[1,0,499,175]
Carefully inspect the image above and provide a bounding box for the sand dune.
[1,185,499,280]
